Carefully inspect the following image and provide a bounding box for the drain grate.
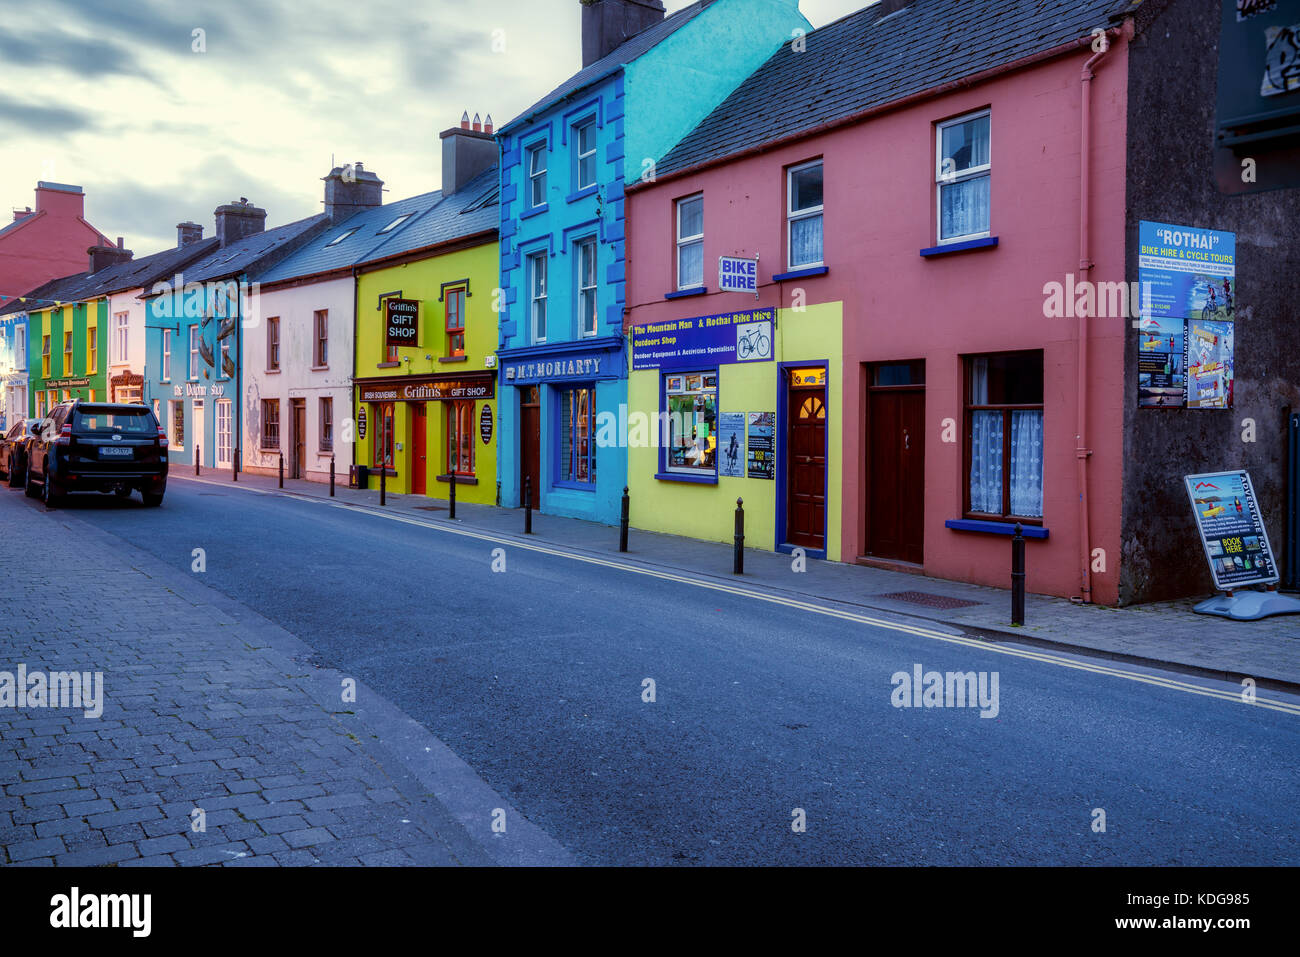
[877,590,983,610]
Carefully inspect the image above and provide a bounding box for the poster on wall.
[717,412,745,478]
[1137,222,1236,409]
[1184,470,1278,589]
[746,412,774,480]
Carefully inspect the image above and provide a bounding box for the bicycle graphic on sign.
[736,321,772,361]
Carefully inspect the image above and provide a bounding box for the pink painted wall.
[626,39,1130,604]
[0,184,111,299]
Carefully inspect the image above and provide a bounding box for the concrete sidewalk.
[176,468,1300,688]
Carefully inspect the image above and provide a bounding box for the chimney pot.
[461,111,470,129]
[214,200,267,247]
[440,115,498,197]
[88,242,133,273]
[177,222,204,247]
[473,113,482,132]
[323,164,384,224]
[581,0,666,68]
[485,114,494,134]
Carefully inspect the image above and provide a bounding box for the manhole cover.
[877,591,983,610]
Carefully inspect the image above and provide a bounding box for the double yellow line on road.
[176,476,1300,718]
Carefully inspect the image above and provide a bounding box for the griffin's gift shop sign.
[358,373,495,404]
[384,298,420,348]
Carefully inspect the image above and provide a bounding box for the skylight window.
[377,213,412,234]
[324,228,358,247]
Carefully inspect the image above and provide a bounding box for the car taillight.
[158,426,168,448]
[56,423,72,446]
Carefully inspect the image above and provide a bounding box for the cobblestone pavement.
[0,497,570,867]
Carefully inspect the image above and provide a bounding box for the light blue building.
[0,309,29,431]
[495,0,807,523]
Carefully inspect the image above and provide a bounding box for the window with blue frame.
[664,372,718,473]
[574,118,597,191]
[527,142,548,208]
[558,386,596,486]
[576,237,597,337]
[528,251,547,343]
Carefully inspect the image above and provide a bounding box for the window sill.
[259,445,281,453]
[264,369,281,375]
[319,447,334,455]
[438,355,468,364]
[665,287,707,300]
[436,473,478,485]
[920,236,999,257]
[945,518,1048,539]
[566,186,598,204]
[654,470,717,485]
[520,203,549,220]
[772,265,828,282]
[311,365,328,372]
[553,480,596,492]
[376,362,401,369]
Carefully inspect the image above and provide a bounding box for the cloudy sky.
[1,0,866,256]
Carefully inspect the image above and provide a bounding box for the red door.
[787,386,827,550]
[520,386,540,506]
[410,404,426,495]
[866,385,925,563]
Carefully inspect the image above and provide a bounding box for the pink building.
[0,182,113,302]
[626,0,1133,604]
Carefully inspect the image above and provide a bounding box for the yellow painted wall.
[354,240,500,504]
[627,301,843,556]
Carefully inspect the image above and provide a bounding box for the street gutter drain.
[877,591,983,610]
[413,505,447,512]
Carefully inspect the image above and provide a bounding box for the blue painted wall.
[0,313,28,428]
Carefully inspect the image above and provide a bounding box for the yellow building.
[353,163,500,504]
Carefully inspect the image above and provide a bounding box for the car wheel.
[24,463,39,498]
[42,465,60,507]
[141,491,164,507]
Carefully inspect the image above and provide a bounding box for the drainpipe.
[1075,33,1114,603]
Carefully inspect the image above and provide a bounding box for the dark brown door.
[411,404,427,495]
[291,399,305,479]
[520,386,540,506]
[867,385,925,563]
[787,387,827,550]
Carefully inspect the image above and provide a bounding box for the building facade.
[494,0,809,525]
[0,181,112,310]
[634,0,1132,603]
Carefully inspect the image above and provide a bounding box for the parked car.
[0,418,39,488]
[25,400,169,507]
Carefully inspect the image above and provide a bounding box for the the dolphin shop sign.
[631,307,775,371]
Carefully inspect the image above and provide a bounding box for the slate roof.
[0,269,99,316]
[255,165,499,285]
[181,213,330,285]
[656,0,1136,178]
[499,0,717,134]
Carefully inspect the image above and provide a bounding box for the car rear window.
[73,408,155,434]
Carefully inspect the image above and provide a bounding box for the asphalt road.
[26,480,1300,865]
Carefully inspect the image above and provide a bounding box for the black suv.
[26,400,169,507]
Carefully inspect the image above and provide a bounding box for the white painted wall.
[107,288,149,401]
[243,276,353,482]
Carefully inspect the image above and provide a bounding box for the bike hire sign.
[385,298,420,348]
[718,256,758,294]
[1184,470,1279,590]
[631,307,775,371]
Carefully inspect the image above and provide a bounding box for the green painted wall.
[26,299,106,414]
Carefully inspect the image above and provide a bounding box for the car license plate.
[99,446,134,458]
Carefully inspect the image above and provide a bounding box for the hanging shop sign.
[1138,222,1236,409]
[1184,470,1279,589]
[717,411,745,478]
[357,373,495,404]
[718,256,758,295]
[479,404,493,445]
[384,298,420,348]
[631,307,775,371]
[746,411,775,480]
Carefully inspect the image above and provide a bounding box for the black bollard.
[1011,523,1026,626]
[448,469,457,520]
[195,445,200,476]
[380,460,386,506]
[733,497,745,575]
[233,446,239,482]
[278,450,284,489]
[524,475,532,534]
[329,454,335,497]
[619,486,630,552]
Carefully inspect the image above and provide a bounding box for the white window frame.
[113,311,129,364]
[15,325,26,371]
[527,142,548,208]
[377,213,411,234]
[188,325,199,380]
[528,251,547,344]
[787,160,825,269]
[161,328,171,381]
[676,194,704,290]
[935,108,992,245]
[575,119,597,191]
[219,335,231,379]
[216,398,233,466]
[169,399,185,451]
[576,237,598,338]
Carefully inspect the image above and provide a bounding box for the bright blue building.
[0,310,29,431]
[495,0,807,523]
